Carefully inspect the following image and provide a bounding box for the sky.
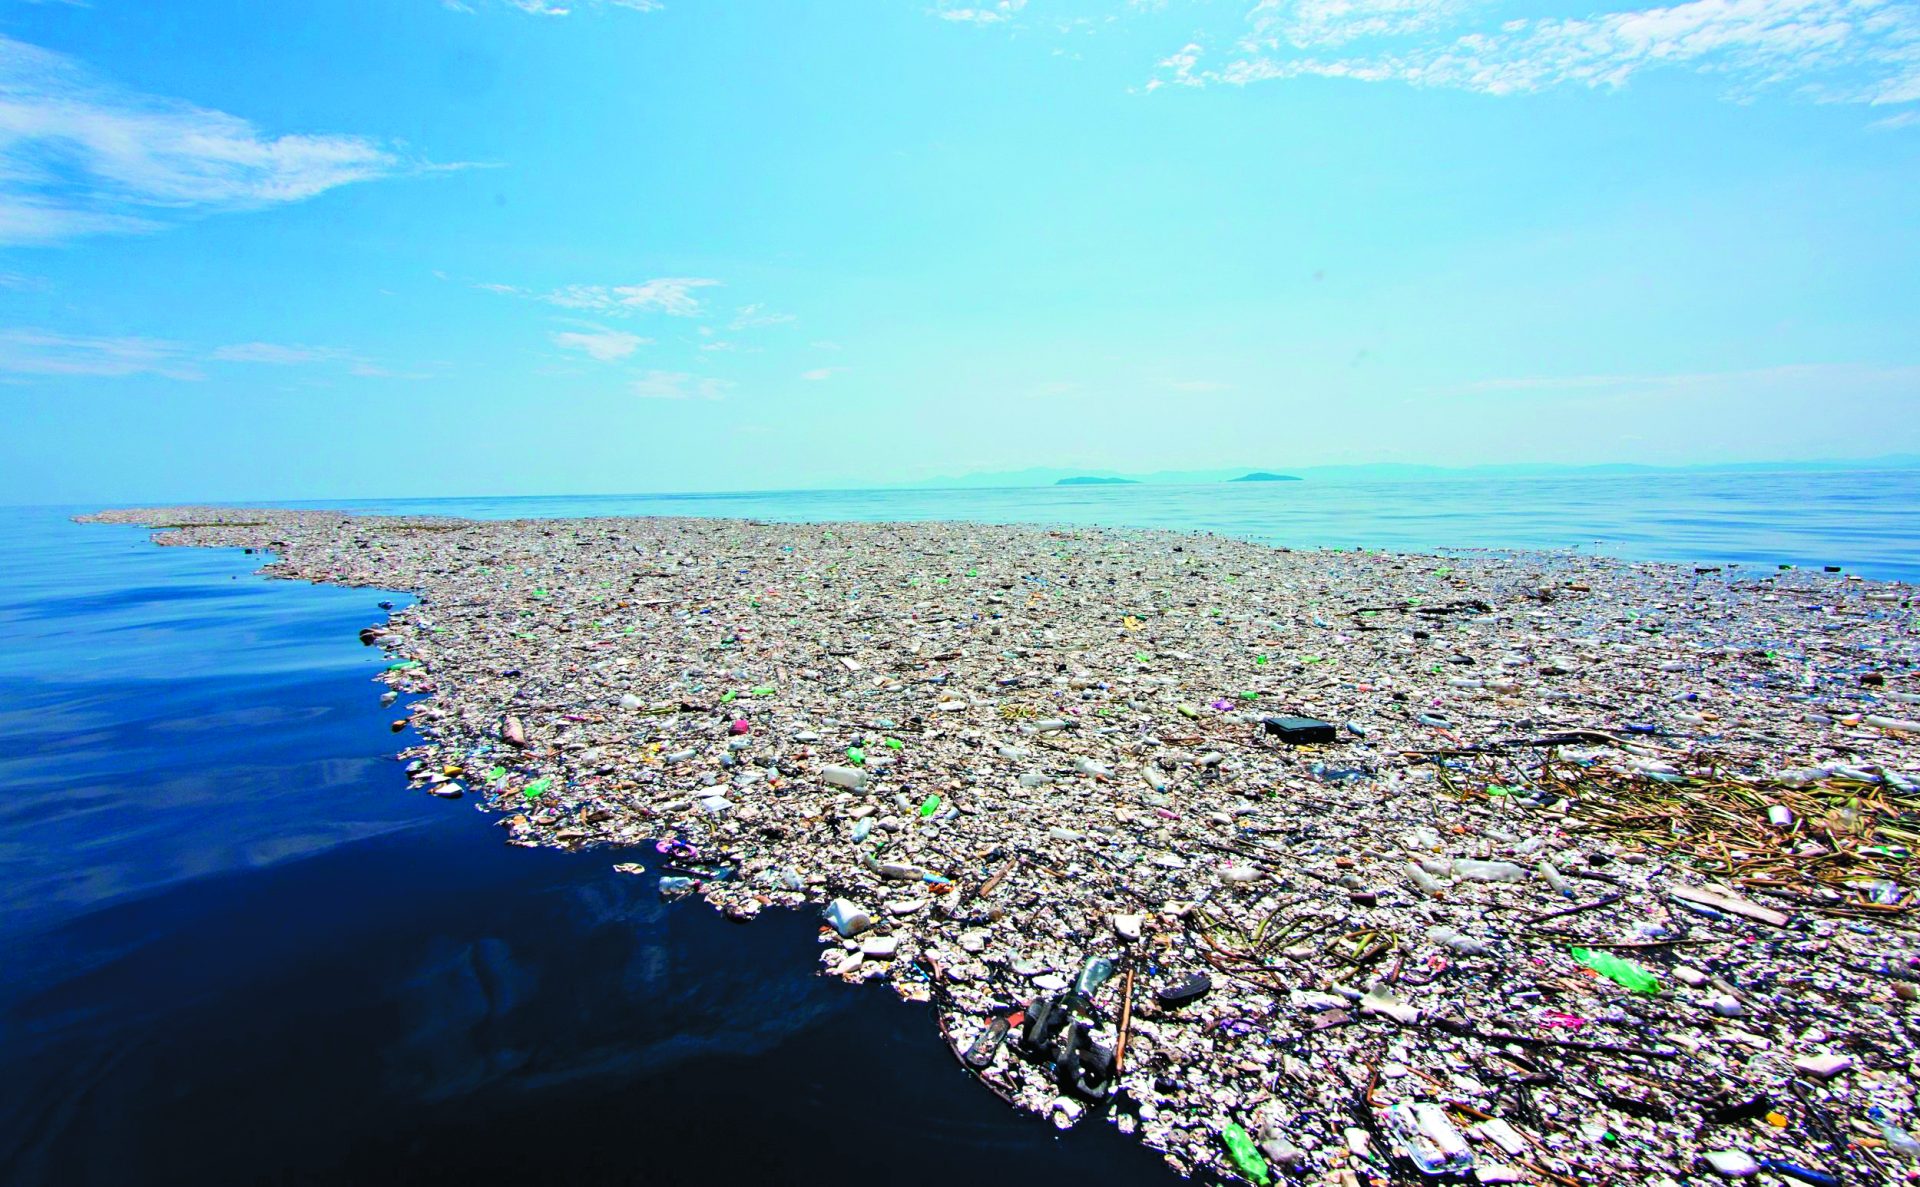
[1,0,1917,503]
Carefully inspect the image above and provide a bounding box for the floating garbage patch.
[79,506,1920,1185]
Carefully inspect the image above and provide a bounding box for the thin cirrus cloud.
[0,329,203,380]
[728,302,798,330]
[1151,0,1920,106]
[482,278,723,317]
[443,0,662,12]
[631,370,732,400]
[935,0,1028,25]
[1,330,415,381]
[551,328,649,361]
[210,342,357,365]
[0,35,457,247]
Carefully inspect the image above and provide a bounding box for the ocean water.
[304,468,1920,582]
[1,469,1915,1184]
[0,509,1171,1186]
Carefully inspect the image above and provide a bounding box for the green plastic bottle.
[918,794,940,817]
[1571,946,1660,994]
[1221,1124,1271,1186]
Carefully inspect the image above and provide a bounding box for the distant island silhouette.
[1055,476,1138,486]
[1229,471,1303,482]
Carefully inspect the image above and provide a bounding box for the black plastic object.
[1154,973,1213,1008]
[1057,1023,1115,1099]
[1263,716,1336,744]
[1021,995,1068,1051]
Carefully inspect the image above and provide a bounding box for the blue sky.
[2,0,1916,502]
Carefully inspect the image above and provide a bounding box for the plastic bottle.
[1427,925,1489,955]
[1073,955,1116,1001]
[1384,1101,1475,1176]
[918,794,940,817]
[1452,858,1528,883]
[1868,1106,1920,1159]
[825,898,872,937]
[1571,946,1661,993]
[1537,861,1573,896]
[1406,862,1443,895]
[1220,1124,1271,1186]
[821,764,868,790]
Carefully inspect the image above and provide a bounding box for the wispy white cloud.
[936,0,1029,25]
[631,370,732,400]
[0,34,451,246]
[484,277,722,317]
[455,0,663,13]
[0,329,201,379]
[1248,0,1471,48]
[1153,0,1920,107]
[211,342,356,365]
[0,330,427,381]
[551,327,648,360]
[800,366,845,381]
[1872,107,1920,125]
[729,302,796,330]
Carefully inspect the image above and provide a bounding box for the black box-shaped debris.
[1262,716,1336,744]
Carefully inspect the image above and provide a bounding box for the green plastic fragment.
[1135,652,1152,662]
[918,794,940,817]
[1571,946,1660,994]
[523,776,553,799]
[486,766,506,783]
[884,737,904,750]
[1177,703,1199,719]
[967,568,977,577]
[1221,1124,1270,1186]
[387,660,421,671]
[751,685,775,696]
[846,747,866,764]
[1239,691,1259,700]
[721,690,737,703]
[1255,655,1268,666]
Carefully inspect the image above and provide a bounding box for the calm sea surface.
[2,469,1915,1184]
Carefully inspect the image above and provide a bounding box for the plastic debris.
[81,504,1920,1187]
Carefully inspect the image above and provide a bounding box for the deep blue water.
[0,509,1173,1186]
[2,470,1915,1184]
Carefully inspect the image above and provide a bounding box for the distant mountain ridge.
[907,455,1920,490]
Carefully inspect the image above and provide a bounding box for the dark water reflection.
[0,510,1173,1186]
